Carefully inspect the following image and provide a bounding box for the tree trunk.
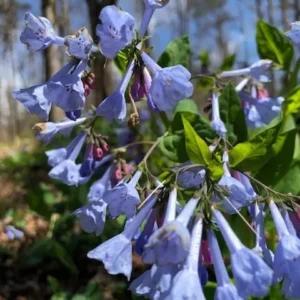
[42,0,64,121]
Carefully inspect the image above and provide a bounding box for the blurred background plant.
[1,0,300,299]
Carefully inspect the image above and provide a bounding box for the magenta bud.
[123,164,134,174]
[93,147,104,160]
[102,143,109,153]
[114,168,123,181]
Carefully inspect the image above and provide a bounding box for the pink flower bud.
[114,168,123,181]
[123,164,134,174]
[93,146,103,160]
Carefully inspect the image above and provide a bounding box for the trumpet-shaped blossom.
[88,166,112,201]
[33,117,87,144]
[103,170,142,218]
[96,61,134,123]
[282,207,297,236]
[214,162,254,214]
[73,199,107,236]
[87,194,158,280]
[129,264,179,299]
[96,5,135,59]
[143,190,200,266]
[211,93,227,137]
[5,225,24,241]
[45,60,87,114]
[49,132,87,185]
[239,91,283,128]
[286,22,300,47]
[269,200,300,297]
[207,230,243,300]
[20,12,64,51]
[252,203,274,267]
[219,60,272,82]
[164,218,206,300]
[65,27,94,60]
[213,208,273,298]
[141,52,193,112]
[79,144,96,177]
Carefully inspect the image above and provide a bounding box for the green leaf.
[256,20,294,70]
[219,82,248,144]
[283,85,300,117]
[159,134,188,162]
[220,54,236,71]
[158,36,190,68]
[182,115,212,165]
[229,120,281,171]
[114,51,127,74]
[173,99,198,115]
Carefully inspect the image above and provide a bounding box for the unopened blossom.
[140,51,193,112]
[219,60,272,82]
[207,230,242,300]
[213,208,273,298]
[79,143,96,177]
[73,199,107,236]
[164,217,206,300]
[269,200,300,298]
[286,22,300,47]
[49,132,87,185]
[211,93,227,137]
[96,5,135,59]
[20,12,64,51]
[143,189,200,266]
[5,225,24,241]
[87,194,158,280]
[239,91,283,128]
[65,27,94,60]
[102,170,142,218]
[281,207,297,236]
[88,165,112,201]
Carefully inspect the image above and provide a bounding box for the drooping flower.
[45,60,87,115]
[140,51,194,112]
[79,143,96,177]
[211,93,227,137]
[87,193,158,280]
[219,60,272,82]
[252,202,274,267]
[5,225,24,241]
[212,208,273,298]
[164,217,206,300]
[213,158,254,214]
[282,207,297,236]
[20,12,64,51]
[65,27,94,60]
[102,170,142,218]
[33,117,87,144]
[269,200,300,298]
[286,22,300,47]
[73,199,107,236]
[96,5,135,59]
[48,132,87,185]
[238,90,283,128]
[207,229,243,300]
[143,190,200,266]
[96,61,134,123]
[88,165,112,201]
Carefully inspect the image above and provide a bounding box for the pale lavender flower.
[48,132,87,185]
[5,225,24,241]
[286,22,300,47]
[20,12,64,51]
[269,200,300,297]
[88,193,158,280]
[103,170,142,218]
[143,190,200,266]
[164,217,205,300]
[282,208,297,236]
[73,199,107,236]
[213,208,273,298]
[96,5,135,59]
[65,27,94,60]
[211,93,227,137]
[207,230,243,300]
[88,166,113,201]
[141,52,193,112]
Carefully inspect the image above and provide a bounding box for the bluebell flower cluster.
[12,2,300,300]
